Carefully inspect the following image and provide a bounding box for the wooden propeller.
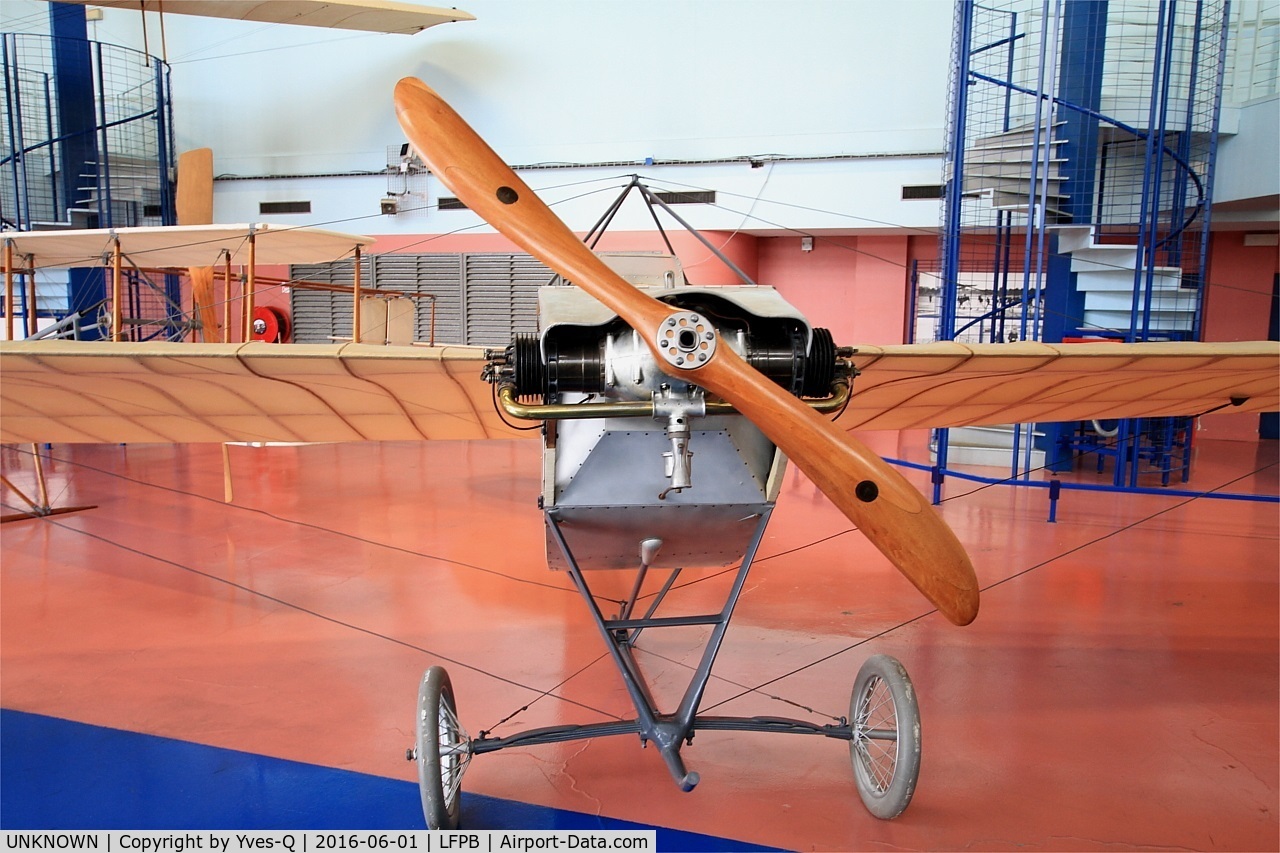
[176,147,220,342]
[394,77,979,626]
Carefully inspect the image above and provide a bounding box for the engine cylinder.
[504,324,840,400]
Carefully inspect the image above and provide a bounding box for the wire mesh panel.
[938,0,1228,485]
[2,32,176,336]
[1,32,173,230]
[939,0,1227,345]
[0,63,59,227]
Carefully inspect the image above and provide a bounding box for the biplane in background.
[1,80,1277,827]
[52,0,476,35]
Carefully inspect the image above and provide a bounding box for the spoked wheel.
[849,654,921,820]
[414,665,470,829]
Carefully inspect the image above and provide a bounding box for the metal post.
[94,41,111,226]
[218,251,230,343]
[1194,0,1232,344]
[243,230,256,341]
[3,34,24,230]
[936,0,976,485]
[352,246,362,343]
[1130,0,1170,344]
[4,239,13,340]
[110,236,122,341]
[25,257,37,337]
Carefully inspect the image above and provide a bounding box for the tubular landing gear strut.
[407,509,922,828]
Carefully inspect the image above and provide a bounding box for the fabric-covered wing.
[52,1,475,35]
[841,341,1280,431]
[4,339,1276,444]
[4,224,375,270]
[0,341,529,444]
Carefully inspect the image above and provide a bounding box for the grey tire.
[416,665,464,829]
[849,654,921,819]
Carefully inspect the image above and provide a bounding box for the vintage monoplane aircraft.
[1,78,1277,827]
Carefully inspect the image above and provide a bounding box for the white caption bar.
[1,832,656,853]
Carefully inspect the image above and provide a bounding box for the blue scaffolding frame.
[930,0,1255,507]
[2,7,182,341]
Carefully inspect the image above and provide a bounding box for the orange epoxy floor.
[2,434,1277,850]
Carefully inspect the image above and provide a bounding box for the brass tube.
[0,474,40,512]
[31,444,50,510]
[496,380,850,421]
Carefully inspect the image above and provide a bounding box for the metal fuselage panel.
[539,285,805,571]
[546,414,782,570]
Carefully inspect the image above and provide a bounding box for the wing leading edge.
[840,340,1280,431]
[0,339,1276,445]
[0,340,527,444]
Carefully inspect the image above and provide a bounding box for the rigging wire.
[7,501,624,723]
[699,453,1280,718]
[1,424,1275,731]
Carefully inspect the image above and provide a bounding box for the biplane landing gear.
[849,654,921,820]
[410,666,470,830]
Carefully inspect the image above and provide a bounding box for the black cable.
[5,445,575,596]
[700,454,1280,716]
[27,512,622,722]
[490,381,543,432]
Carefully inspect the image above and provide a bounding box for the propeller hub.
[656,311,717,370]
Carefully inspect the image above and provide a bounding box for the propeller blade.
[177,148,220,342]
[394,77,979,626]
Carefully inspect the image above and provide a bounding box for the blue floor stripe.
[1,709,779,851]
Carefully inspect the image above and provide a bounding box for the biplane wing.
[52,0,475,35]
[2,223,375,269]
[2,338,1276,444]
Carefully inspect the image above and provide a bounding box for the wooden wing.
[840,340,1280,431]
[2,339,1277,445]
[0,341,529,444]
[51,0,475,35]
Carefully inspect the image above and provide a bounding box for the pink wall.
[365,230,759,286]
[204,230,917,346]
[758,234,913,346]
[1199,231,1279,440]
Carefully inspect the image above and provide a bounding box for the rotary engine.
[486,287,852,500]
[502,296,841,407]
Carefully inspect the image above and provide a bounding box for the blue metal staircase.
[2,9,180,340]
[933,0,1228,490]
